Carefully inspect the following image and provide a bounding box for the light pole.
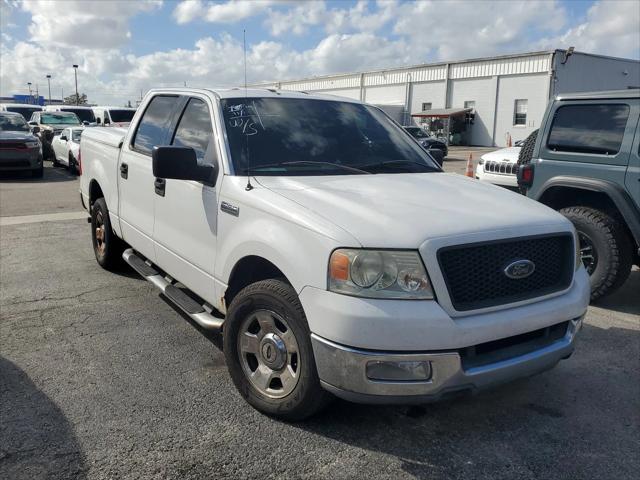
[27,82,32,103]
[72,64,79,105]
[46,75,52,105]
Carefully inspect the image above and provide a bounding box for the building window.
[547,104,629,155]
[464,100,475,111]
[514,99,528,126]
[420,102,431,123]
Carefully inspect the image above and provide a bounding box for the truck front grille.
[437,234,574,311]
[0,142,28,150]
[484,160,517,175]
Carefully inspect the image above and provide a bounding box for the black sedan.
[0,112,43,177]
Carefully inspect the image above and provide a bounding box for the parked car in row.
[0,103,43,121]
[0,112,43,177]
[44,105,96,125]
[518,89,640,301]
[403,125,448,161]
[80,88,589,420]
[475,146,521,189]
[51,126,83,173]
[92,106,137,127]
[28,111,80,161]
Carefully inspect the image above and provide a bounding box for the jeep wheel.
[91,197,125,270]
[224,279,332,420]
[560,206,633,301]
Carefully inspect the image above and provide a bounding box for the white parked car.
[0,103,43,121]
[44,105,96,125]
[475,146,521,188]
[80,88,589,420]
[51,126,83,172]
[92,106,137,127]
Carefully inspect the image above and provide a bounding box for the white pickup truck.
[79,88,590,420]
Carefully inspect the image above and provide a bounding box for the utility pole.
[46,75,52,105]
[72,64,79,105]
[27,82,32,103]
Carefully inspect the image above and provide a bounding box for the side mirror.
[28,121,38,126]
[428,148,444,167]
[31,126,40,134]
[82,121,90,126]
[152,146,218,187]
[103,118,110,125]
[60,135,68,141]
[96,118,101,124]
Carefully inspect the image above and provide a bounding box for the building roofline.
[254,49,639,87]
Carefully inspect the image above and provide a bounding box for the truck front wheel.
[224,279,332,420]
[560,206,632,301]
[91,197,124,270]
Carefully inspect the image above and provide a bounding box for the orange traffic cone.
[465,153,474,178]
[506,132,513,147]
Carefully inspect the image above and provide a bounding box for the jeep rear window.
[221,97,440,175]
[547,104,629,155]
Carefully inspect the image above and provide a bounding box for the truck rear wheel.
[91,197,124,270]
[224,279,332,420]
[560,206,632,301]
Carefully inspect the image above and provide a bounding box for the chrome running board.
[122,248,224,330]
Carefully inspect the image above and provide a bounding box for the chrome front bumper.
[311,315,583,404]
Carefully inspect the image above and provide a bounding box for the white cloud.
[538,0,640,59]
[173,0,275,24]
[21,0,162,48]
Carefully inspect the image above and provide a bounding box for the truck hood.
[256,173,570,248]
[0,131,38,141]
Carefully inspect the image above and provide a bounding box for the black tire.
[516,129,538,194]
[560,206,633,301]
[224,279,332,421]
[31,165,43,178]
[68,153,77,175]
[91,197,125,270]
[517,129,539,166]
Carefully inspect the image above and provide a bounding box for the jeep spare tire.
[517,129,538,166]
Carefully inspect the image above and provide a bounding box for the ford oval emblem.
[503,259,535,279]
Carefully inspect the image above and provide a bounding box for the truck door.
[626,102,640,211]
[118,94,181,262]
[152,96,219,303]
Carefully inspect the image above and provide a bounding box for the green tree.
[63,93,88,105]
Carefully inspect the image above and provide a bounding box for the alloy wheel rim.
[578,231,598,275]
[238,309,300,399]
[95,211,106,256]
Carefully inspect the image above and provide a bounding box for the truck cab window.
[171,98,214,161]
[132,95,179,155]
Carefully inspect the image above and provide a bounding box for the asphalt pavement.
[1,162,638,480]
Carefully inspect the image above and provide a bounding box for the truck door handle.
[154,178,166,197]
[120,163,128,179]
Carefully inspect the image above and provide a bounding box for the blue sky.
[1,0,639,105]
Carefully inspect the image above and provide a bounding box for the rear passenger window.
[547,104,629,155]
[172,98,214,161]
[132,95,179,154]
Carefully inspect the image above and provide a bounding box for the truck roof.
[145,87,362,103]
[1,103,43,108]
[556,89,640,101]
[92,106,137,110]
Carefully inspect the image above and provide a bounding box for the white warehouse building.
[258,49,640,147]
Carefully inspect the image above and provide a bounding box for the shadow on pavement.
[0,357,86,479]
[0,164,76,183]
[592,268,640,315]
[293,322,639,479]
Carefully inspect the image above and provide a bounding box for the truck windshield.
[108,109,135,122]
[221,97,440,175]
[41,113,80,125]
[0,114,30,132]
[61,108,96,123]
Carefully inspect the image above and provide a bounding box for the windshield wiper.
[355,159,437,172]
[243,161,372,175]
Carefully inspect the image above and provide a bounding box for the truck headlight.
[25,141,39,148]
[328,249,434,299]
[573,229,582,271]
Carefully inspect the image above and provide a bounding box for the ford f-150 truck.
[80,88,590,420]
